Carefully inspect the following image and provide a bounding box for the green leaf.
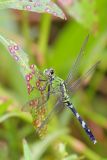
[58,0,98,30]
[0,0,66,20]
[23,139,32,160]
[0,100,12,115]
[0,34,30,77]
[64,155,78,160]
[31,129,68,160]
[0,112,32,123]
[0,35,42,97]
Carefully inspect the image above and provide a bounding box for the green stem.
[4,120,20,160]
[21,11,32,58]
[64,136,102,160]
[38,14,52,66]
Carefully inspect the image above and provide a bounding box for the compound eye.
[50,69,54,75]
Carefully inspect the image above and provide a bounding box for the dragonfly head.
[43,68,55,78]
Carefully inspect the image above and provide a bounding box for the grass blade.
[23,139,32,160]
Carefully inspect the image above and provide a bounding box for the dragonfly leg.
[47,84,51,99]
[30,86,35,92]
[41,82,48,91]
[38,78,47,82]
[36,80,48,92]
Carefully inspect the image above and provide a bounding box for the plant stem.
[38,14,52,66]
[21,11,32,57]
[64,136,102,160]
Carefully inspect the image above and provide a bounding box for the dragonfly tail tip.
[93,140,97,144]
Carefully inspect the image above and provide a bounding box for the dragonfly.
[21,35,100,144]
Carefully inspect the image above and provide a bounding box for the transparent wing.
[36,99,64,135]
[68,61,100,95]
[66,34,89,84]
[22,94,48,112]
[22,84,62,137]
[22,85,62,112]
[22,92,49,136]
[32,103,48,137]
[22,87,63,136]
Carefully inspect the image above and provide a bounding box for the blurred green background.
[0,0,107,160]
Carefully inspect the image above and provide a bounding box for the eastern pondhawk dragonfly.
[22,35,99,144]
[0,34,99,144]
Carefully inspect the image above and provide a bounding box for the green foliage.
[59,0,97,30]
[23,139,32,160]
[0,0,66,19]
[0,35,30,77]
[63,155,78,160]
[22,129,68,160]
[0,0,107,160]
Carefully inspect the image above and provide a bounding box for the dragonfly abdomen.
[64,100,97,144]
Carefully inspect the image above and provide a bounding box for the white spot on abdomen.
[82,121,86,128]
[69,104,73,108]
[76,113,80,118]
[93,140,97,144]
[88,129,90,132]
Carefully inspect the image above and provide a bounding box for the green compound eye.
[50,69,54,75]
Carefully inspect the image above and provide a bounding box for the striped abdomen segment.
[65,101,97,144]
